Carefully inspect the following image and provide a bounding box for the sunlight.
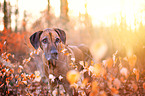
[87,0,145,28]
[68,0,86,16]
[1,0,145,30]
[0,25,4,31]
[67,0,145,29]
[50,0,60,17]
[87,0,121,26]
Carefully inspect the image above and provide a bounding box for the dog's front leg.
[61,78,73,96]
[49,80,57,95]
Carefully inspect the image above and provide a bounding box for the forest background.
[0,0,145,95]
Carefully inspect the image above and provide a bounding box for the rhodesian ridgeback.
[30,28,92,95]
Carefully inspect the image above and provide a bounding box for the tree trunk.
[8,2,12,31]
[60,0,69,23]
[3,0,8,30]
[22,10,27,31]
[47,0,51,26]
[15,0,19,32]
[48,0,50,13]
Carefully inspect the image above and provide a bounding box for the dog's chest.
[48,61,70,77]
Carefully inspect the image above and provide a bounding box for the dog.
[30,28,92,95]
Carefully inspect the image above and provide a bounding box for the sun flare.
[67,0,145,29]
[1,0,145,30]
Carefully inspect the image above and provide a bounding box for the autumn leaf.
[92,64,102,77]
[30,51,34,57]
[120,67,128,78]
[21,73,26,78]
[79,61,85,67]
[30,73,35,79]
[60,48,67,53]
[113,78,121,89]
[64,53,70,56]
[2,68,6,73]
[99,91,107,96]
[92,81,98,92]
[10,69,14,73]
[120,76,125,83]
[143,82,145,89]
[128,54,137,69]
[0,83,4,88]
[89,81,98,96]
[15,74,19,78]
[105,58,114,68]
[81,78,89,88]
[58,75,63,81]
[133,68,139,82]
[70,83,78,89]
[66,70,80,84]
[71,57,75,62]
[132,81,138,92]
[34,71,41,82]
[111,87,119,95]
[49,74,56,82]
[89,91,98,96]
[22,80,27,85]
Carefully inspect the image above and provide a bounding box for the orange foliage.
[0,30,29,61]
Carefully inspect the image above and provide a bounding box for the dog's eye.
[42,39,48,44]
[55,38,60,43]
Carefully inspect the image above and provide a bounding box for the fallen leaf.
[66,70,80,84]
[89,81,98,96]
[143,82,145,89]
[128,54,137,69]
[59,75,63,81]
[92,81,98,92]
[71,58,75,62]
[99,91,107,96]
[133,68,139,82]
[120,67,128,78]
[49,74,56,83]
[93,64,102,77]
[60,48,67,53]
[81,78,89,88]
[113,78,121,89]
[22,81,27,85]
[132,82,138,92]
[111,87,119,95]
[106,58,113,68]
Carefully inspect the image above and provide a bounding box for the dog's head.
[30,28,66,60]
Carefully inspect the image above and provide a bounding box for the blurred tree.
[78,0,93,41]
[8,1,12,31]
[84,1,93,38]
[15,0,19,32]
[47,0,51,26]
[48,0,50,13]
[22,10,27,31]
[0,2,1,9]
[3,0,8,30]
[60,0,69,24]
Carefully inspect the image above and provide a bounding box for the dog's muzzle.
[51,50,58,60]
[44,50,58,61]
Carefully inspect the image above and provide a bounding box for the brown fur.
[30,28,92,95]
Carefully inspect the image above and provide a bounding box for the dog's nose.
[51,50,58,54]
[51,50,58,58]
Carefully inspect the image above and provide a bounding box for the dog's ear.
[54,28,66,44]
[30,31,43,49]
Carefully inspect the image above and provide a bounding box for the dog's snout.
[51,50,58,54]
[51,50,58,59]
[53,52,58,56]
